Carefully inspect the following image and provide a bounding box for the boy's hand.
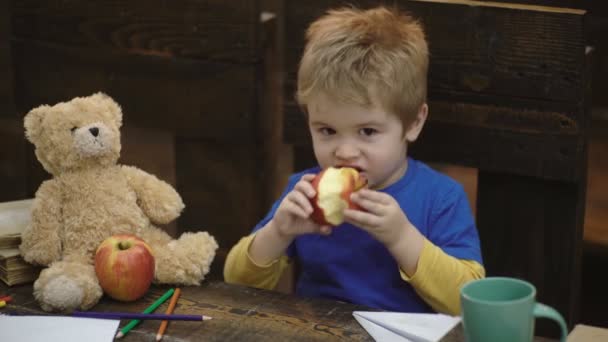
[272,174,332,238]
[343,189,412,249]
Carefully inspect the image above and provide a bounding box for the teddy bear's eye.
[70,126,78,133]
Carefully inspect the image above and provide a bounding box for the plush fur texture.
[19,93,218,312]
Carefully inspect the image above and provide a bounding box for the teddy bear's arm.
[19,179,63,266]
[121,165,185,224]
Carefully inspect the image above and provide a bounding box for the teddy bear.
[19,92,219,312]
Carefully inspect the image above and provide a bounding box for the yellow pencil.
[155,288,181,341]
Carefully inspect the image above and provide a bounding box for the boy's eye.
[319,127,336,135]
[359,128,377,136]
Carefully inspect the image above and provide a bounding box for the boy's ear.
[405,103,428,143]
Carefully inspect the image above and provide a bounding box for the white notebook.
[353,311,461,342]
[0,315,120,342]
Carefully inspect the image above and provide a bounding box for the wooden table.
[0,280,554,341]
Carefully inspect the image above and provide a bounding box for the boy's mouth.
[336,165,364,173]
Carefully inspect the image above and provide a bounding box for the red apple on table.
[311,167,368,226]
[94,234,155,302]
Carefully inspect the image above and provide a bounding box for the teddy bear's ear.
[92,92,123,128]
[24,105,50,144]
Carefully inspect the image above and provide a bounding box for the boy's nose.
[335,144,360,161]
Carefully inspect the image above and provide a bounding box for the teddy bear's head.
[24,92,123,175]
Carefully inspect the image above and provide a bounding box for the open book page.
[353,311,461,342]
[0,199,37,286]
[0,248,20,258]
[0,315,120,342]
[0,199,33,245]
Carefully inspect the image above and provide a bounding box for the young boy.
[224,6,484,315]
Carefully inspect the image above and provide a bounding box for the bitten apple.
[94,234,155,302]
[311,167,368,226]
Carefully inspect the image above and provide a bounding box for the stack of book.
[0,199,41,286]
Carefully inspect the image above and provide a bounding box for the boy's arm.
[224,233,291,290]
[400,238,485,315]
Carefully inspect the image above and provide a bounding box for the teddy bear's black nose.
[89,127,99,137]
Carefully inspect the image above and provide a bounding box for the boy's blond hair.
[296,6,428,131]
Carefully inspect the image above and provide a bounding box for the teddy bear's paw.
[152,231,218,285]
[154,248,201,285]
[35,275,84,312]
[155,264,189,285]
[33,261,103,312]
[175,232,218,276]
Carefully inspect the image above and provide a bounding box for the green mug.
[460,277,567,342]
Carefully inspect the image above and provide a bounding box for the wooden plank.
[583,120,608,247]
[0,0,15,118]
[259,9,295,293]
[120,125,178,237]
[284,0,585,106]
[11,0,260,64]
[580,244,608,329]
[409,110,583,182]
[285,92,581,142]
[0,118,28,202]
[258,11,292,206]
[172,14,282,275]
[12,40,258,142]
[477,171,586,334]
[479,0,608,109]
[175,140,267,262]
[0,0,28,201]
[284,101,585,181]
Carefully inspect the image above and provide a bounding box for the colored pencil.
[72,310,210,321]
[115,288,174,339]
[156,287,181,341]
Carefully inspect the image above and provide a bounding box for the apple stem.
[118,241,131,250]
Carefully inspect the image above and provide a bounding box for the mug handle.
[533,303,568,342]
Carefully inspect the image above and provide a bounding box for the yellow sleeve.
[223,233,291,290]
[400,238,485,315]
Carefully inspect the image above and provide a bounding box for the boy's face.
[307,94,425,190]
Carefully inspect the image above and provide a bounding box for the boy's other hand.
[272,174,332,238]
[343,189,412,249]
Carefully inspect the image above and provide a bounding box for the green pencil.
[115,288,175,339]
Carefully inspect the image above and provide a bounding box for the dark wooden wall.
[281,0,588,336]
[3,0,281,273]
[480,0,608,110]
[0,0,27,202]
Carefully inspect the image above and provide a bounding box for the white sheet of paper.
[353,311,461,342]
[354,313,415,342]
[0,199,33,234]
[0,315,120,342]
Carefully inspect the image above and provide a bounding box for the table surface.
[0,280,555,341]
